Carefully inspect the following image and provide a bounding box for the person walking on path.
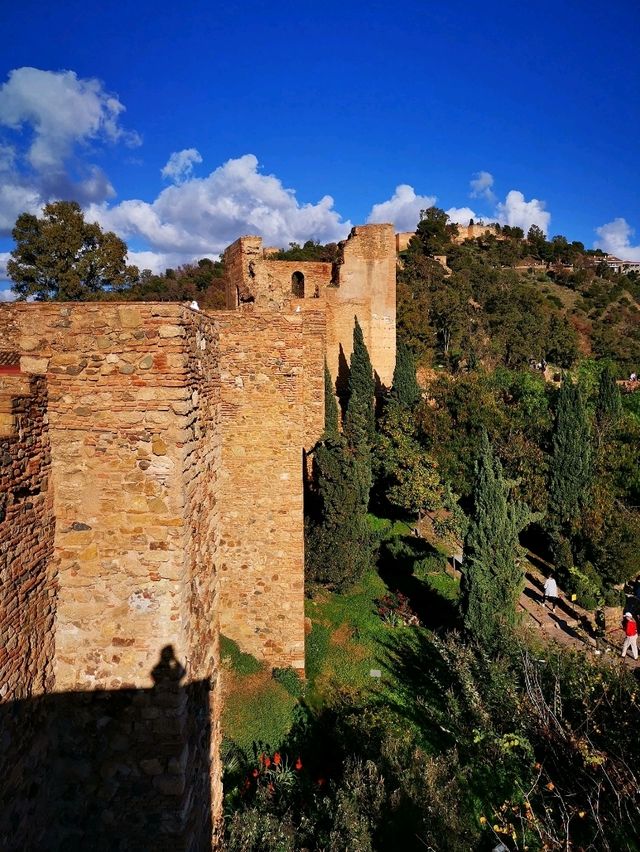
[622,612,638,660]
[543,572,559,613]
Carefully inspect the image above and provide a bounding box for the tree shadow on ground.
[378,535,460,632]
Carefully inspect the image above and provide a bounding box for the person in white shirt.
[543,573,559,612]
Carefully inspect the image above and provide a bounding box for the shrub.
[375,592,420,627]
[603,586,626,607]
[564,561,602,610]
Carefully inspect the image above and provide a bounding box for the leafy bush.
[603,586,626,607]
[375,592,420,627]
[564,561,602,610]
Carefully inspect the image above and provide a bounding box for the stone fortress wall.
[224,223,397,391]
[396,220,504,253]
[0,223,396,848]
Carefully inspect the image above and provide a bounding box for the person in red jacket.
[622,612,638,660]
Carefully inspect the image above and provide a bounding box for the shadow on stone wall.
[1,646,214,852]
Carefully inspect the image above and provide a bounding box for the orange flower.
[295,757,303,770]
[251,768,259,777]
[273,752,281,766]
[264,756,271,768]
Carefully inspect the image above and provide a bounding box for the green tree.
[413,207,459,256]
[305,435,375,590]
[391,341,421,407]
[375,400,445,517]
[8,201,139,300]
[596,364,622,432]
[548,379,592,534]
[461,431,528,648]
[306,356,374,590]
[324,360,340,439]
[526,225,551,262]
[344,316,376,451]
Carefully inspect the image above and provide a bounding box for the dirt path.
[519,552,639,670]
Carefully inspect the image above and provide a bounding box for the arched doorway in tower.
[291,271,305,298]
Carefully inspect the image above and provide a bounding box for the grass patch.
[304,569,392,708]
[220,635,262,676]
[424,570,460,601]
[222,517,459,755]
[367,512,413,540]
[222,665,298,754]
[220,635,299,753]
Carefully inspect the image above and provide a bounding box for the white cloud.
[0,67,139,234]
[469,170,496,203]
[0,181,42,231]
[594,217,640,260]
[367,179,546,235]
[495,190,550,235]
[445,206,479,225]
[0,251,15,300]
[0,144,16,172]
[126,249,210,274]
[367,184,436,232]
[0,251,10,278]
[88,153,352,259]
[161,148,203,184]
[0,67,139,171]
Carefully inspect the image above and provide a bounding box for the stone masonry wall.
[0,373,56,699]
[223,226,397,398]
[222,236,331,309]
[0,371,56,849]
[0,303,222,847]
[181,309,223,831]
[260,260,332,305]
[215,311,306,671]
[325,224,396,393]
[291,301,327,453]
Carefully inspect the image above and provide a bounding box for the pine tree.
[549,379,592,533]
[461,431,528,648]
[391,341,421,408]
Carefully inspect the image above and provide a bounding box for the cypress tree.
[549,379,592,533]
[305,436,374,590]
[461,431,528,648]
[305,348,374,590]
[324,359,339,439]
[344,316,376,450]
[596,365,622,431]
[391,341,421,408]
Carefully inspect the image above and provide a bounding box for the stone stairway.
[0,374,32,439]
[519,551,638,668]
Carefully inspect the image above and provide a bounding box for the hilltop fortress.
[0,224,396,849]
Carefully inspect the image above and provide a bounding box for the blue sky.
[1,0,639,297]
